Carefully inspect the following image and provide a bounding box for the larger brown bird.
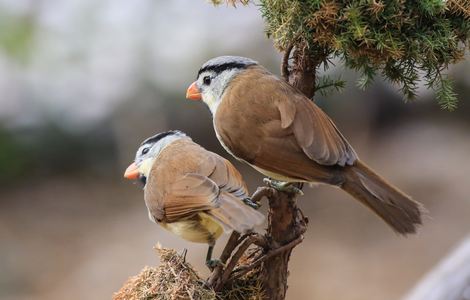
[186,56,423,235]
[123,130,264,267]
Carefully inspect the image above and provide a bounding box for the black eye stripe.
[197,62,255,77]
[141,130,182,146]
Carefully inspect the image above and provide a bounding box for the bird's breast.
[213,120,236,157]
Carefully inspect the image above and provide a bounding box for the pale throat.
[203,94,220,115]
[203,68,240,115]
[138,158,155,177]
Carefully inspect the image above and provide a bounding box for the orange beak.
[186,81,202,100]
[124,162,140,180]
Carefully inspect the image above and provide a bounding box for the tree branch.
[215,233,266,291]
[281,43,294,81]
[205,43,318,300]
[229,235,304,283]
[206,231,240,287]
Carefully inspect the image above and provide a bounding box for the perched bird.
[123,130,264,267]
[186,56,423,235]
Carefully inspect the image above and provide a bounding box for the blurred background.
[0,1,469,299]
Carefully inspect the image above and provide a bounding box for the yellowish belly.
[160,213,224,244]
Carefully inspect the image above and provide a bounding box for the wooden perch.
[206,184,306,296]
[205,47,315,299]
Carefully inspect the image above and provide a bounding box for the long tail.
[208,192,265,233]
[341,160,424,235]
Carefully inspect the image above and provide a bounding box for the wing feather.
[209,156,248,198]
[205,154,264,232]
[275,79,357,166]
[215,67,357,183]
[163,173,219,223]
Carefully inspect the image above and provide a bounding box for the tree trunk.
[289,44,318,98]
[260,44,317,300]
[261,190,307,299]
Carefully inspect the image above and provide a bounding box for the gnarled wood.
[260,187,307,299]
[259,46,314,299]
[207,46,316,300]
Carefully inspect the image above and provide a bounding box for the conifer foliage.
[214,0,470,110]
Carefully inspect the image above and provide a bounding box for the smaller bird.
[123,130,264,268]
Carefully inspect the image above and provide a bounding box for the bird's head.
[186,56,257,114]
[123,130,187,182]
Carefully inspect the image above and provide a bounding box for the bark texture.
[207,45,318,300]
[259,44,316,300]
[260,188,307,299]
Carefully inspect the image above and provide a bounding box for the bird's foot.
[242,197,261,209]
[263,178,304,196]
[179,248,188,262]
[206,259,225,271]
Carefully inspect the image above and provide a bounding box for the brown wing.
[208,154,249,198]
[276,80,357,166]
[252,132,339,182]
[204,153,264,232]
[216,67,356,184]
[156,154,263,232]
[161,150,251,223]
[163,173,220,223]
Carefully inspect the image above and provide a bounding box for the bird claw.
[263,178,304,196]
[206,259,225,271]
[243,197,261,209]
[179,248,188,262]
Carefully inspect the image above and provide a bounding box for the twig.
[297,206,309,225]
[215,233,266,291]
[208,181,305,294]
[220,232,241,263]
[251,186,276,204]
[216,235,256,290]
[245,247,262,261]
[281,42,294,81]
[206,231,240,287]
[229,235,304,283]
[206,188,272,289]
[186,290,195,300]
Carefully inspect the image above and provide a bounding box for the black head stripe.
[197,62,256,77]
[141,130,184,146]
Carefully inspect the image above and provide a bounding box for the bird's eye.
[203,76,211,85]
[142,147,150,155]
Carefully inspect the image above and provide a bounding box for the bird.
[123,130,264,268]
[185,56,424,235]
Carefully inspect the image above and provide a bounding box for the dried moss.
[113,246,216,300]
[113,246,264,300]
[217,248,265,300]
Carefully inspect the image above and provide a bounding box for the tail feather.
[208,192,265,233]
[341,160,424,235]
